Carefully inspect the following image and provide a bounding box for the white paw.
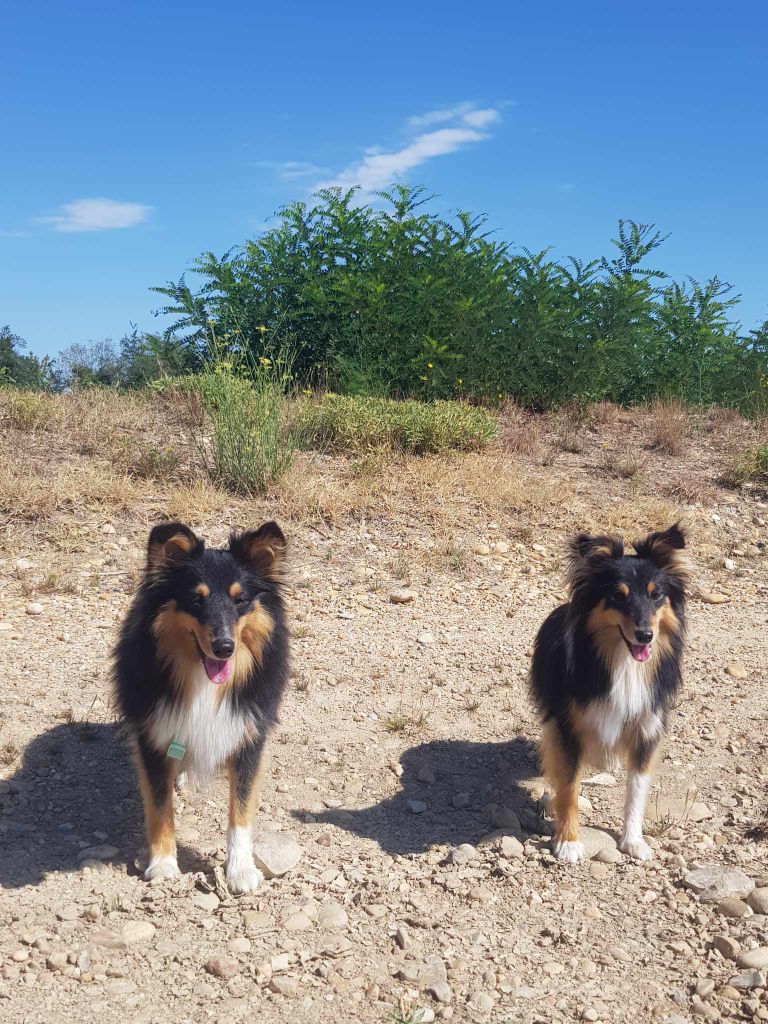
[552,839,584,863]
[225,863,264,895]
[618,836,653,861]
[144,855,181,881]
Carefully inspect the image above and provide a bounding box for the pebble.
[725,662,748,679]
[579,827,618,859]
[694,979,715,998]
[747,888,768,914]
[408,799,428,814]
[684,865,755,902]
[25,602,44,616]
[283,911,312,931]
[468,991,495,1013]
[317,903,348,929]
[452,792,471,809]
[716,897,751,919]
[227,937,251,955]
[489,806,521,831]
[610,946,632,963]
[205,955,239,980]
[389,589,416,604]
[269,976,299,996]
[701,592,729,604]
[120,921,156,946]
[77,844,119,862]
[728,969,766,990]
[193,891,220,912]
[736,947,768,970]
[712,935,740,959]
[417,631,435,645]
[594,847,623,864]
[583,773,616,786]
[417,763,436,784]
[14,558,33,571]
[472,543,491,556]
[252,831,302,878]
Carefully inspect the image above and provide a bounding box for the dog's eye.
[191,594,205,607]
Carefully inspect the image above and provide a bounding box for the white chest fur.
[581,651,662,756]
[148,669,256,782]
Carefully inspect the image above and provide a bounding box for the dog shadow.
[0,721,205,889]
[298,735,546,855]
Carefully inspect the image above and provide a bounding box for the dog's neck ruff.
[581,646,662,753]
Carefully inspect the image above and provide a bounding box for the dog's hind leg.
[540,718,584,863]
[618,733,661,861]
[226,736,268,894]
[133,735,180,881]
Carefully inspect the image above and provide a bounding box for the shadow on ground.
[0,722,203,889]
[298,735,546,855]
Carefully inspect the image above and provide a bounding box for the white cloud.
[256,160,331,182]
[315,102,500,192]
[40,198,152,233]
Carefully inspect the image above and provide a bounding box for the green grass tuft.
[296,393,496,455]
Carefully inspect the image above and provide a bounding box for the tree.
[0,325,52,388]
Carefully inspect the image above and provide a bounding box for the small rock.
[472,543,491,556]
[583,772,616,787]
[193,891,220,912]
[14,559,33,571]
[468,991,495,1013]
[25,602,44,616]
[716,898,751,919]
[701,592,729,604]
[694,979,715,998]
[725,662,748,679]
[417,631,434,646]
[271,953,291,973]
[227,937,251,955]
[712,935,740,960]
[579,827,618,859]
[389,589,416,604]
[317,903,348,929]
[728,970,766,990]
[684,865,755,902]
[408,799,427,814]
[101,523,116,534]
[747,888,768,915]
[77,844,119,862]
[45,954,66,972]
[395,927,410,950]
[283,911,312,931]
[736,947,768,970]
[417,764,436,784]
[269,976,299,997]
[252,831,302,878]
[489,806,521,831]
[428,981,452,1003]
[452,792,470,809]
[594,847,623,864]
[205,955,239,980]
[610,947,632,963]
[120,921,156,946]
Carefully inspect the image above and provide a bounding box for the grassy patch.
[648,399,690,456]
[296,393,496,455]
[721,443,768,487]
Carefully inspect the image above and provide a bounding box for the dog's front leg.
[541,719,584,863]
[226,736,268,894]
[134,734,180,881]
[618,735,660,861]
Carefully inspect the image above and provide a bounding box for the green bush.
[152,187,768,414]
[722,443,768,487]
[296,393,497,454]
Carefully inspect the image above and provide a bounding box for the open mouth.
[192,635,234,685]
[619,629,652,663]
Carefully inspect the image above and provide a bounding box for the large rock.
[579,827,618,860]
[684,865,755,902]
[746,888,768,915]
[736,948,768,971]
[252,832,302,879]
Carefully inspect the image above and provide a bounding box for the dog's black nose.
[635,628,653,644]
[212,638,234,659]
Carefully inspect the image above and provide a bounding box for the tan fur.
[228,747,268,829]
[586,598,679,667]
[195,582,210,597]
[133,743,177,861]
[147,529,197,570]
[540,720,582,844]
[229,581,242,598]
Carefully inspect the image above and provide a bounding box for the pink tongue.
[630,643,651,663]
[204,657,233,684]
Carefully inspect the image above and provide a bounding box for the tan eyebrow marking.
[647,581,656,595]
[617,582,629,597]
[195,583,210,597]
[229,582,242,598]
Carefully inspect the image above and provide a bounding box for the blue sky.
[2,1,766,358]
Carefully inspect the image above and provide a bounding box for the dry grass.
[499,403,543,457]
[647,399,690,456]
[600,445,643,480]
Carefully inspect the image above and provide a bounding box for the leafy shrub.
[152,187,768,413]
[110,437,182,480]
[296,393,496,454]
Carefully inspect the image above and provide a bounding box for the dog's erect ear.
[570,533,624,561]
[147,522,202,570]
[229,522,287,580]
[634,522,688,573]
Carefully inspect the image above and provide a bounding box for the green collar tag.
[167,740,186,760]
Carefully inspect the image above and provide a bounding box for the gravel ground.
[1,412,767,1024]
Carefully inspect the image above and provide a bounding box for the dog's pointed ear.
[570,533,624,561]
[229,522,287,580]
[634,522,689,574]
[147,522,202,570]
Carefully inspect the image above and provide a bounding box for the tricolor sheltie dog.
[529,524,688,863]
[113,520,289,892]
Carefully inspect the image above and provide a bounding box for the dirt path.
[1,410,767,1024]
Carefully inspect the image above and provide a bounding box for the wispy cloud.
[262,102,500,194]
[39,198,152,233]
[257,160,332,182]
